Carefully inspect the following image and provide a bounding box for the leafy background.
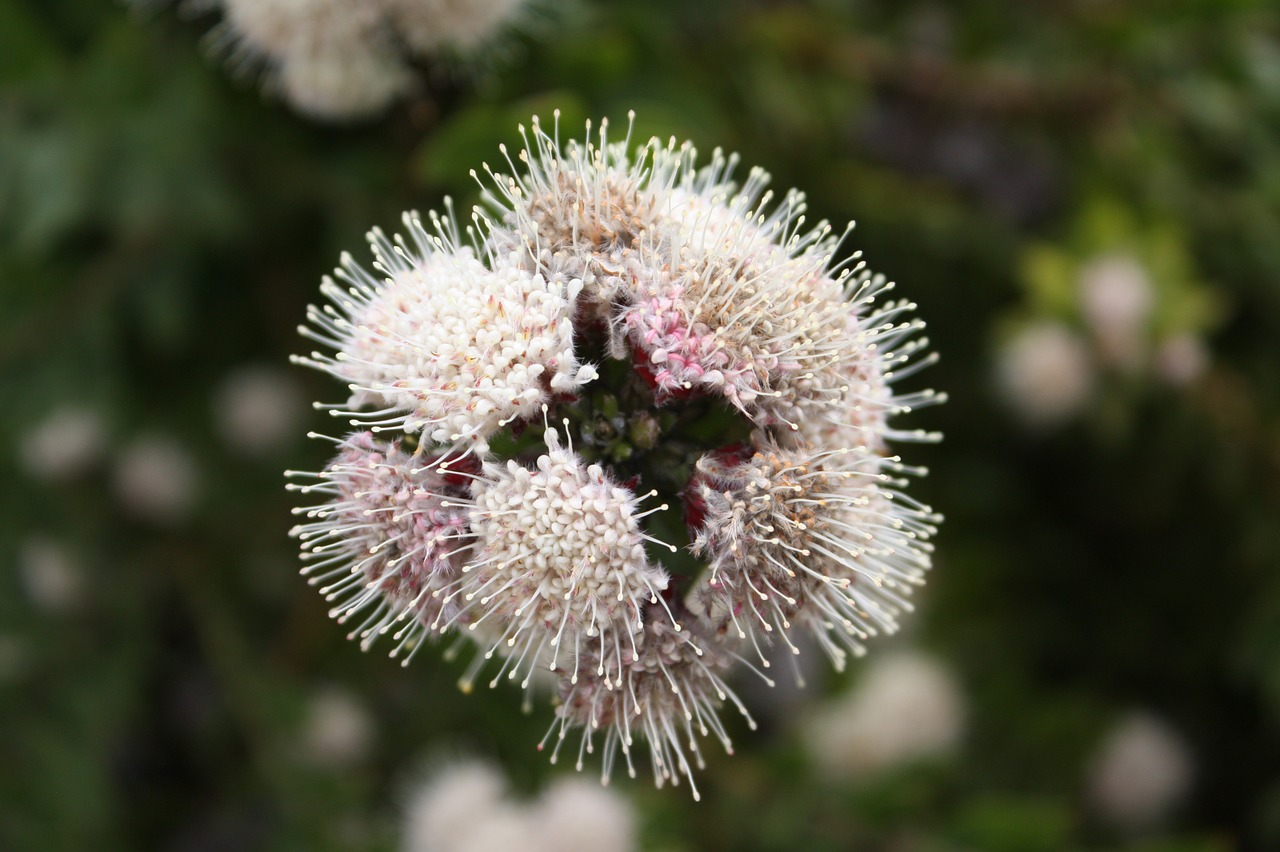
[2,0,1279,849]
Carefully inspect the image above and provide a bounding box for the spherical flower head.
[295,209,597,453]
[535,776,637,852]
[689,439,937,672]
[289,432,472,662]
[293,114,943,797]
[402,758,509,852]
[443,426,672,689]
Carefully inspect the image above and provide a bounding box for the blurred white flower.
[301,687,374,767]
[996,322,1094,426]
[384,0,532,55]
[19,537,85,613]
[534,777,636,852]
[114,435,199,523]
[403,760,508,852]
[1087,712,1193,831]
[1154,333,1209,387]
[19,407,105,481]
[1077,253,1154,370]
[401,759,636,852]
[805,650,964,780]
[214,365,305,457]
[274,36,414,121]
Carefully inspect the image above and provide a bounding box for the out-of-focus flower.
[401,759,636,852]
[804,650,964,780]
[1077,253,1155,370]
[19,407,105,481]
[18,537,85,613]
[996,322,1095,426]
[1087,712,1193,831]
[403,760,508,852]
[214,366,305,457]
[300,687,374,767]
[1154,333,1209,387]
[114,435,199,523]
[383,0,532,55]
[295,114,941,794]
[533,777,636,852]
[170,0,535,119]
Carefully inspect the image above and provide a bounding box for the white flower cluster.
[205,0,534,119]
[291,114,942,798]
[996,250,1211,427]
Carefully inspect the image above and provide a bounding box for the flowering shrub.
[289,114,942,798]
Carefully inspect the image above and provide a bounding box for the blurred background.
[2,0,1279,849]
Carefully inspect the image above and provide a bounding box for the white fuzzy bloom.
[215,366,305,457]
[690,440,938,673]
[996,322,1095,426]
[445,427,672,690]
[19,537,85,613]
[547,607,751,801]
[1087,713,1193,830]
[1155,333,1209,387]
[1078,253,1154,369]
[301,687,374,767]
[383,0,531,54]
[295,209,597,453]
[114,435,199,523]
[296,115,943,796]
[289,432,472,664]
[485,113,941,439]
[805,650,964,779]
[19,407,105,481]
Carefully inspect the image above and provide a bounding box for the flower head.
[292,114,942,795]
[294,209,597,453]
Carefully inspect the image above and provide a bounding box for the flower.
[401,758,637,852]
[300,686,375,767]
[688,439,937,672]
[115,435,199,523]
[995,321,1094,426]
[19,537,85,613]
[214,365,305,457]
[288,432,471,662]
[440,425,673,692]
[176,0,536,119]
[293,114,941,794]
[1087,712,1193,831]
[294,209,597,454]
[1077,253,1154,370]
[804,649,965,779]
[384,0,533,55]
[19,407,105,481]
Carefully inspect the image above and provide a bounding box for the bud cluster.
[290,114,943,798]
